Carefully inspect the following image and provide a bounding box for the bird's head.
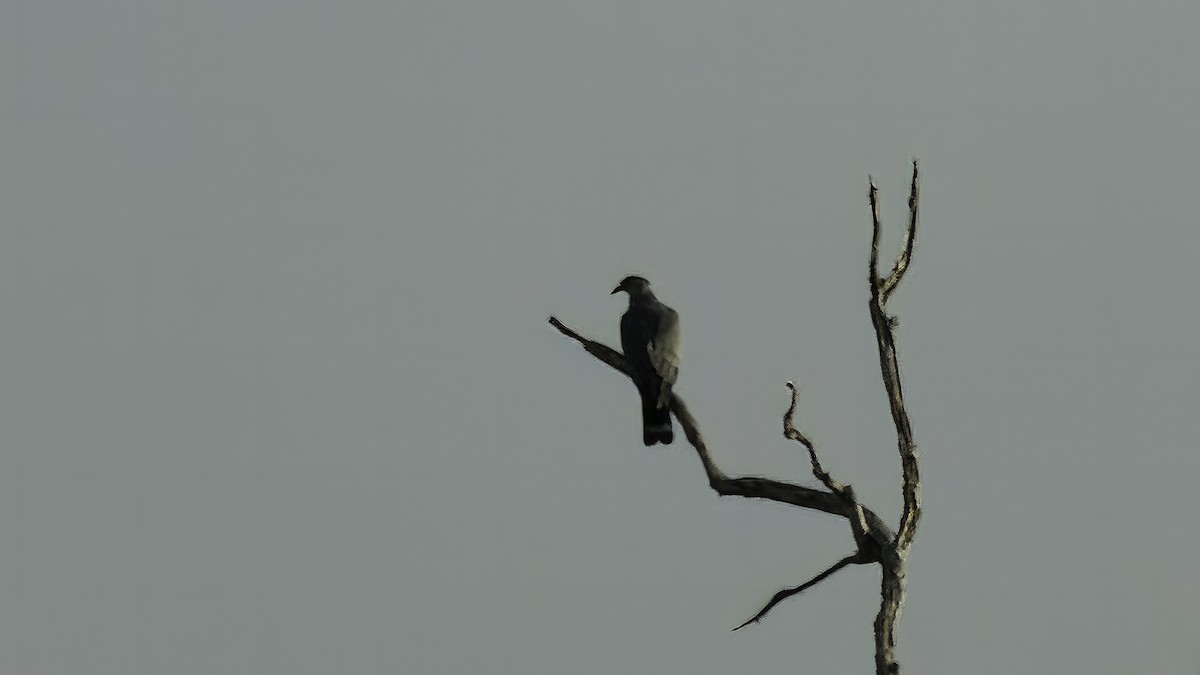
[611,275,652,296]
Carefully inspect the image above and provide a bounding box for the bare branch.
[548,316,896,544]
[552,163,923,671]
[548,316,632,378]
[733,553,864,632]
[664,394,729,484]
[880,160,920,303]
[865,165,922,552]
[868,178,883,283]
[863,166,923,674]
[868,164,921,552]
[782,382,875,547]
[868,166,921,672]
[782,381,847,496]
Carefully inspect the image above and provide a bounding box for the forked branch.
[549,160,923,675]
[867,161,922,673]
[868,161,922,551]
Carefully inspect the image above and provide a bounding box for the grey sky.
[1,1,1198,673]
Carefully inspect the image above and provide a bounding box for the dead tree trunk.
[549,161,922,675]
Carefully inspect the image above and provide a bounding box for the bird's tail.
[640,391,673,446]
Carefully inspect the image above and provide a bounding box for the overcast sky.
[2,2,1198,674]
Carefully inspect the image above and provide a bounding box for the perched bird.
[612,276,680,445]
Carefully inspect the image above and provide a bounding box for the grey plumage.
[612,276,680,446]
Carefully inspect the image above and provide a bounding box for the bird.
[611,275,680,446]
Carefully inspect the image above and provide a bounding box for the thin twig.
[868,178,883,283]
[782,382,873,546]
[880,160,920,304]
[783,381,847,497]
[733,553,864,631]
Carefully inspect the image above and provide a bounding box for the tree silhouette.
[550,161,923,674]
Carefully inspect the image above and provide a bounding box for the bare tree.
[549,161,922,674]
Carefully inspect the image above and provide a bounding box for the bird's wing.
[648,305,680,408]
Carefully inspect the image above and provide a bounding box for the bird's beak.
[611,285,622,295]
